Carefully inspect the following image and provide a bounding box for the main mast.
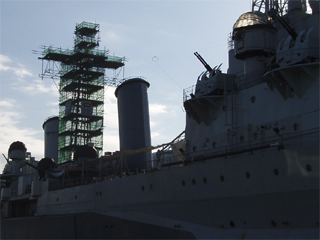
[39,21,124,163]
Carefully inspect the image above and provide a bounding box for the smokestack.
[115,78,151,171]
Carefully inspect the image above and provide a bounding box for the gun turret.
[194,52,213,72]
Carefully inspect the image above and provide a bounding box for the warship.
[1,0,319,239]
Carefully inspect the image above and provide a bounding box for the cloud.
[106,31,120,41]
[149,104,168,116]
[0,54,58,98]
[103,87,119,152]
[0,99,44,171]
[0,54,33,79]
[99,22,130,45]
[0,99,15,108]
[0,54,12,64]
[46,101,59,107]
[17,79,59,96]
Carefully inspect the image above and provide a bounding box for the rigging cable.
[152,56,183,89]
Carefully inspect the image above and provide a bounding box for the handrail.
[161,127,319,167]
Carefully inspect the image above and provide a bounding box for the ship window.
[203,177,207,184]
[192,179,196,185]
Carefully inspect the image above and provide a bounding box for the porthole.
[56,197,59,202]
[306,164,312,172]
[251,96,256,103]
[192,179,196,185]
[220,175,225,182]
[230,221,235,227]
[223,106,227,112]
[271,220,276,227]
[245,172,250,179]
[203,177,207,184]
[99,191,102,196]
[141,186,145,191]
[212,142,217,149]
[182,180,186,186]
[273,168,279,176]
[75,195,77,199]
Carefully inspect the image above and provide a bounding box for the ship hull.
[1,213,196,239]
[1,145,319,239]
[1,210,318,239]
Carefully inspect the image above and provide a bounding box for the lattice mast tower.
[39,21,124,164]
[252,0,307,15]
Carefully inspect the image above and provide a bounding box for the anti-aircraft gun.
[194,52,213,72]
[193,52,231,97]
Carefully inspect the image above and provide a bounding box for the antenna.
[252,0,289,16]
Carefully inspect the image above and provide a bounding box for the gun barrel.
[194,52,213,72]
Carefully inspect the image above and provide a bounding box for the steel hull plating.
[2,145,318,239]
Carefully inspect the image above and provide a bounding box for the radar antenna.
[252,0,289,16]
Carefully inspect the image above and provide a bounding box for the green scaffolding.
[41,21,124,163]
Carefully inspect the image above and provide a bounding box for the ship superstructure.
[0,1,319,239]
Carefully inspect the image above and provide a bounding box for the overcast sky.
[0,0,250,170]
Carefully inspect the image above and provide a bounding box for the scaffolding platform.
[39,21,124,163]
[41,48,124,69]
[62,82,104,94]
